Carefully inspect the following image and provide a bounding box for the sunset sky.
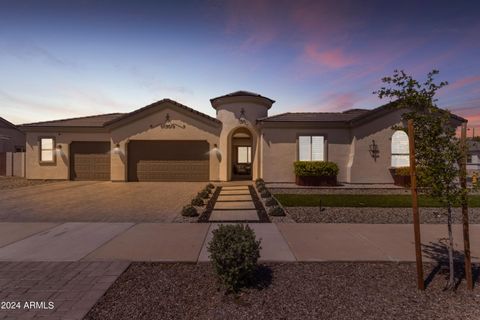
[1,0,479,131]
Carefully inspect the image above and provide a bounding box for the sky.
[0,0,479,132]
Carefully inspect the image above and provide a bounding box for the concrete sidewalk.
[0,222,477,263]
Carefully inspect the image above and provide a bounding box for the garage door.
[128,140,209,181]
[70,142,111,181]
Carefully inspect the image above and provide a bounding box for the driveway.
[0,181,205,222]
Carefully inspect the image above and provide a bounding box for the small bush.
[204,187,212,194]
[191,196,205,206]
[260,190,271,198]
[207,183,215,190]
[255,178,265,185]
[257,184,267,192]
[182,205,198,217]
[395,166,410,176]
[265,197,277,207]
[268,206,285,216]
[208,224,261,293]
[198,190,210,199]
[294,161,339,177]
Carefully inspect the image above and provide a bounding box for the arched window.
[391,131,409,167]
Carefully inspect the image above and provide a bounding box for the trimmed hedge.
[394,166,410,176]
[294,161,339,177]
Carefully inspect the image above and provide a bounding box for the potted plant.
[390,166,411,187]
[294,161,339,186]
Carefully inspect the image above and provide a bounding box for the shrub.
[207,183,215,190]
[257,184,267,192]
[265,197,277,207]
[182,205,198,217]
[260,190,271,198]
[294,161,339,177]
[395,166,410,176]
[191,196,205,206]
[207,224,261,293]
[198,190,210,199]
[255,178,264,185]
[204,187,212,194]
[268,206,285,216]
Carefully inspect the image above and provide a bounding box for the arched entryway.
[230,127,253,181]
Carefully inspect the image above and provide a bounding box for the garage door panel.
[128,141,210,182]
[70,142,111,181]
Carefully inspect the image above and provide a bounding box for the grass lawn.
[274,194,480,207]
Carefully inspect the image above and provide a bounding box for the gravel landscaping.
[287,207,480,223]
[85,262,480,320]
[0,176,56,190]
[270,187,411,195]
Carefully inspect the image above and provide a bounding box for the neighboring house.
[0,117,26,176]
[467,140,480,172]
[19,91,465,183]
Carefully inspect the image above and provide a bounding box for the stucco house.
[19,91,465,184]
[0,117,26,176]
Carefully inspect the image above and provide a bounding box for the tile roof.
[21,113,125,127]
[210,90,275,103]
[0,117,21,130]
[257,109,370,123]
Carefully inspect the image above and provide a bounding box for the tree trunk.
[446,204,455,289]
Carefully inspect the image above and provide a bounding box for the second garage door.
[70,142,111,181]
[128,140,209,182]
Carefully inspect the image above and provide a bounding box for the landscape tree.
[375,69,465,289]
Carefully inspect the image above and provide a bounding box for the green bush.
[207,224,261,293]
[257,184,267,193]
[265,197,277,207]
[293,161,339,177]
[182,205,198,217]
[255,178,265,185]
[191,196,204,206]
[204,187,212,194]
[395,166,410,176]
[207,183,215,190]
[260,190,271,198]
[198,190,210,199]
[268,206,285,216]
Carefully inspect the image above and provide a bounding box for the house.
[467,140,480,173]
[0,117,26,176]
[19,91,465,183]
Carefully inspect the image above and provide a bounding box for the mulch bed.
[287,207,480,223]
[198,186,222,222]
[248,185,270,223]
[85,262,480,320]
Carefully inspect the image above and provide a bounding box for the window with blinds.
[391,130,409,167]
[299,136,325,161]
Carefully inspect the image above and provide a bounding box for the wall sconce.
[113,143,120,154]
[239,108,247,124]
[369,140,379,162]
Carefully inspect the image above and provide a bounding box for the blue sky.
[1,0,479,129]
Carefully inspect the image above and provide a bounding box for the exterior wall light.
[56,144,62,150]
[113,143,121,154]
[369,140,379,161]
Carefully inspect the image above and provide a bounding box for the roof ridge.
[21,112,125,126]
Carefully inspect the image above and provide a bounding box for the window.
[467,154,472,164]
[237,146,251,163]
[299,136,324,161]
[40,138,55,163]
[391,131,409,167]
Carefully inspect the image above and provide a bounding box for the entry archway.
[229,127,253,181]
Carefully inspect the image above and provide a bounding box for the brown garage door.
[128,140,209,182]
[70,142,111,181]
[0,152,6,176]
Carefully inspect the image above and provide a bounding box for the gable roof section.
[19,99,221,130]
[258,102,466,125]
[0,117,22,131]
[104,99,221,128]
[21,113,125,128]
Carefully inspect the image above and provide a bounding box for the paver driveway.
[0,181,205,222]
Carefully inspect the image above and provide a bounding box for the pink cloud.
[449,76,480,90]
[303,44,356,68]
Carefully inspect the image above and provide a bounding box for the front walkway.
[209,185,260,222]
[0,222,478,263]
